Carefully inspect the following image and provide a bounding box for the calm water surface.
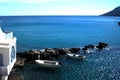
[0,16,120,80]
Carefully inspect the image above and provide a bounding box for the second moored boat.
[66,53,86,60]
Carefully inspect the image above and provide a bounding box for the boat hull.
[35,60,60,68]
[66,53,86,60]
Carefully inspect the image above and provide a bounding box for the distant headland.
[102,6,120,16]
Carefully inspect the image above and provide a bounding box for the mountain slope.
[102,6,120,16]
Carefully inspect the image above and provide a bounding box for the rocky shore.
[16,42,108,62]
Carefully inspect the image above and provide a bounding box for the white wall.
[0,27,5,41]
[0,27,17,80]
[0,48,9,66]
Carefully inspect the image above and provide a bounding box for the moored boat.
[35,60,60,68]
[66,53,86,60]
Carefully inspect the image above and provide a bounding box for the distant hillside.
[102,6,120,16]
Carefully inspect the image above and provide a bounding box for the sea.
[0,16,120,80]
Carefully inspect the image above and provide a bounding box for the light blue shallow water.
[0,16,120,80]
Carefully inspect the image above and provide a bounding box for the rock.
[87,45,95,49]
[17,43,109,61]
[45,48,56,54]
[42,52,51,59]
[63,48,71,53]
[39,49,45,53]
[56,48,66,55]
[17,51,40,61]
[29,49,40,54]
[82,45,96,53]
[82,46,88,52]
[69,48,80,53]
[118,22,120,26]
[14,57,26,68]
[96,42,108,49]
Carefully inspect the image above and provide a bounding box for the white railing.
[5,32,13,39]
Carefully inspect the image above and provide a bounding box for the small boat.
[35,60,60,68]
[66,53,86,60]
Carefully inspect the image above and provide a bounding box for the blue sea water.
[0,16,120,80]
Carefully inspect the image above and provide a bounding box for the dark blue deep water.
[0,16,120,80]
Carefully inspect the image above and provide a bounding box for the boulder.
[96,42,108,49]
[82,46,89,52]
[17,51,40,61]
[87,45,95,49]
[118,22,120,26]
[69,48,80,53]
[45,48,56,54]
[56,48,66,55]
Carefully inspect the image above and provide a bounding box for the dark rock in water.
[17,48,68,60]
[82,46,89,52]
[82,46,86,50]
[45,48,56,54]
[56,48,66,55]
[14,57,26,68]
[17,42,109,61]
[82,45,95,52]
[23,53,38,61]
[17,50,40,61]
[118,22,120,26]
[88,45,95,49]
[69,48,80,53]
[41,52,51,59]
[96,42,108,49]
